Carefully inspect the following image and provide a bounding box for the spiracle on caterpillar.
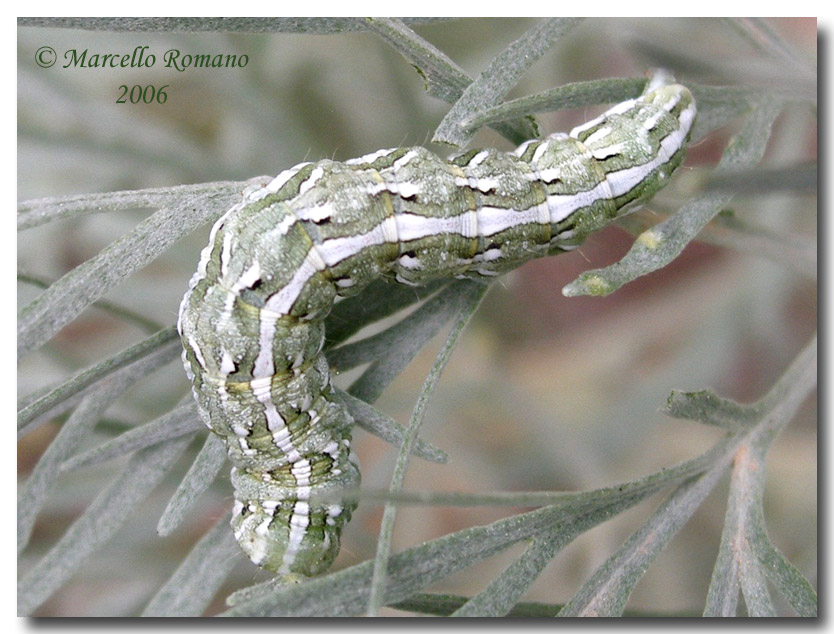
[177,74,696,577]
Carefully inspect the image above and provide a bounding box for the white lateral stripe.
[537,199,551,227]
[392,149,420,170]
[396,212,474,241]
[261,190,616,314]
[467,150,491,167]
[513,139,536,156]
[316,221,391,267]
[462,209,478,239]
[253,313,277,378]
[531,142,549,164]
[263,250,325,315]
[570,98,638,137]
[547,180,613,223]
[380,215,399,243]
[344,147,396,165]
[605,102,695,197]
[643,109,665,131]
[280,502,311,572]
[186,335,207,370]
[291,459,312,487]
[231,262,262,292]
[267,164,310,192]
[476,205,540,237]
[662,92,682,112]
[582,126,612,146]
[268,213,295,236]
[220,232,233,275]
[297,166,324,196]
[195,200,245,280]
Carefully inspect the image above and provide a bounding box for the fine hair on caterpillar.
[177,73,696,577]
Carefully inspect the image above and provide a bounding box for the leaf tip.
[563,273,613,297]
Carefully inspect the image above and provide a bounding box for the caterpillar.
[177,76,696,576]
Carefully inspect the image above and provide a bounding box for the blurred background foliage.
[18,17,815,616]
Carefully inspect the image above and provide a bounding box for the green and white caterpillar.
[178,76,696,576]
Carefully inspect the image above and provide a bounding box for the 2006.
[116,84,169,104]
